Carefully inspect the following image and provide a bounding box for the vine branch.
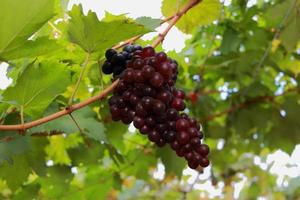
[202,87,299,122]
[0,80,119,131]
[0,0,201,133]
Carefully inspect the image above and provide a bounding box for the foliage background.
[0,0,300,199]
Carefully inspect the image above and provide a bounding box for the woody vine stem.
[0,0,201,133]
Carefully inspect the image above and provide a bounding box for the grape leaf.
[0,0,55,56]
[135,17,162,31]
[37,166,73,198]
[0,37,62,61]
[156,146,185,177]
[31,107,108,143]
[0,155,31,191]
[0,136,30,164]
[45,134,83,165]
[220,27,241,54]
[161,0,221,33]
[264,0,300,51]
[2,60,71,118]
[67,5,152,54]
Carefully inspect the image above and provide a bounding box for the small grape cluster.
[103,45,210,169]
[102,44,142,77]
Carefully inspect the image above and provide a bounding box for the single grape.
[133,116,145,129]
[150,72,164,88]
[174,89,185,99]
[142,65,155,79]
[142,46,155,57]
[102,61,113,74]
[170,140,181,150]
[157,90,172,104]
[156,52,167,63]
[162,131,176,143]
[166,108,179,120]
[195,144,210,156]
[152,100,166,115]
[105,49,117,60]
[146,116,156,127]
[199,157,210,167]
[172,98,186,111]
[176,131,190,145]
[176,118,189,131]
[148,130,160,143]
[123,44,134,53]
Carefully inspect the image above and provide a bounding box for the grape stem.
[68,53,90,105]
[0,0,201,133]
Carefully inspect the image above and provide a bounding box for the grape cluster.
[103,45,210,169]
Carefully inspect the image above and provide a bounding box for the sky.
[0,0,299,198]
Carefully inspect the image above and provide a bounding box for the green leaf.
[3,60,71,118]
[279,8,300,52]
[37,166,73,198]
[0,0,55,55]
[12,184,40,200]
[161,0,221,33]
[220,27,241,54]
[31,107,108,143]
[45,134,83,165]
[264,0,293,27]
[135,17,162,31]
[67,5,152,54]
[0,136,30,164]
[0,37,62,61]
[264,0,300,51]
[156,146,185,177]
[0,155,31,191]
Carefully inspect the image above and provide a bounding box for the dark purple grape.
[123,44,134,53]
[135,103,147,117]
[150,72,164,88]
[152,100,166,115]
[146,116,156,127]
[102,61,113,74]
[157,90,171,104]
[174,89,185,99]
[170,140,181,150]
[133,116,144,129]
[148,130,160,142]
[156,138,166,147]
[172,98,186,111]
[142,65,155,79]
[105,49,117,60]
[167,121,176,131]
[166,108,178,120]
[199,157,210,167]
[156,123,167,134]
[176,119,189,131]
[156,52,167,63]
[142,46,155,57]
[195,144,210,156]
[140,125,150,135]
[162,131,176,143]
[141,97,153,111]
[176,131,190,145]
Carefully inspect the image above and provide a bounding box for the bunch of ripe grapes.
[102,44,210,169]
